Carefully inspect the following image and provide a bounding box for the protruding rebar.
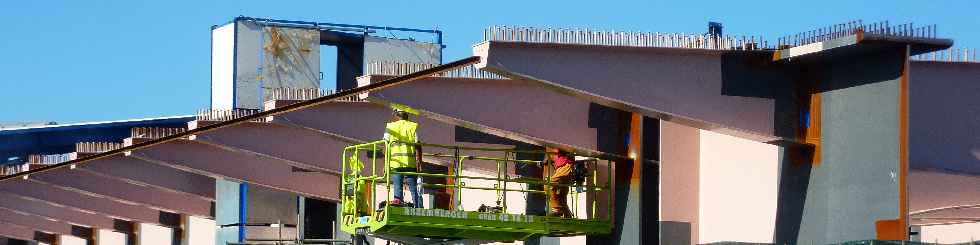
[483,25,774,50]
[367,61,506,80]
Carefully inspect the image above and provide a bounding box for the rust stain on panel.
[806,93,822,166]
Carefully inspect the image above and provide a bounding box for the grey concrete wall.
[797,66,903,243]
[908,62,980,174]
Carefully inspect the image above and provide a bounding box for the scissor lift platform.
[343,207,612,241]
[340,140,615,244]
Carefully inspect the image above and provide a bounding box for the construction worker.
[545,147,574,218]
[343,154,370,216]
[385,109,423,208]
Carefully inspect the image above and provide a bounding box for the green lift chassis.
[344,207,611,241]
[340,140,614,243]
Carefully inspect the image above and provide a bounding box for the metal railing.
[341,140,614,222]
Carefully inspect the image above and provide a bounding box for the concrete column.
[786,47,910,244]
[607,113,659,245]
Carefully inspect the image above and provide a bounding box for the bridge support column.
[586,107,660,245]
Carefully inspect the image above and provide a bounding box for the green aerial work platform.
[340,140,615,244]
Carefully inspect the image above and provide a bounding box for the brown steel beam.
[0,57,479,184]
[0,192,114,229]
[188,122,352,175]
[0,207,76,236]
[357,75,600,154]
[0,181,160,224]
[0,221,39,241]
[76,155,215,201]
[27,169,211,217]
[128,139,338,201]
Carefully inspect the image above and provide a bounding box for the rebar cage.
[339,140,615,241]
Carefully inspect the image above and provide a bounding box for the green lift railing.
[340,140,614,242]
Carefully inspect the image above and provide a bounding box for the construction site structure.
[0,17,977,245]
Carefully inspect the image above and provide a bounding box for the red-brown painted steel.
[475,41,779,142]
[29,169,211,217]
[358,75,599,154]
[190,122,354,175]
[130,139,339,201]
[78,155,215,200]
[0,207,74,235]
[0,221,37,241]
[0,192,114,229]
[0,181,160,223]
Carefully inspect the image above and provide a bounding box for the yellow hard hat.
[390,103,419,116]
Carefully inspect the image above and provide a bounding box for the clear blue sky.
[1,0,977,124]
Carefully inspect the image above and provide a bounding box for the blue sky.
[1,0,977,124]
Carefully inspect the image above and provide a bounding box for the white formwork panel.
[58,235,87,245]
[137,223,173,245]
[698,130,779,244]
[920,222,980,244]
[186,216,217,245]
[96,229,127,245]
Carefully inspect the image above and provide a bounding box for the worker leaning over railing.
[545,147,575,218]
[384,108,423,208]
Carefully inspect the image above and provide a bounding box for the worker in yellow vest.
[385,109,423,208]
[343,154,370,216]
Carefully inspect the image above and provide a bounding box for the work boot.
[548,208,573,218]
[391,199,405,206]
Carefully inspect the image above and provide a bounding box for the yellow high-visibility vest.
[343,154,368,215]
[385,120,418,169]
